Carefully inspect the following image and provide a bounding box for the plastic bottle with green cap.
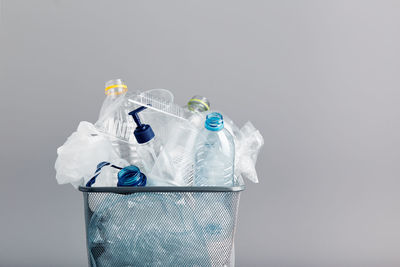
[187,95,210,113]
[186,95,211,128]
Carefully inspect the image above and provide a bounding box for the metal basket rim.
[79,185,245,193]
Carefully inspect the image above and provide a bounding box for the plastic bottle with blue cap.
[194,112,235,186]
[128,106,162,174]
[85,161,146,188]
[117,165,147,187]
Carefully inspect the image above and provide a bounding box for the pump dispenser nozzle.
[129,106,155,144]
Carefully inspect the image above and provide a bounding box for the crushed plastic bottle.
[194,112,235,186]
[95,79,139,165]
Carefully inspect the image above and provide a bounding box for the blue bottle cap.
[117,165,147,187]
[205,112,224,131]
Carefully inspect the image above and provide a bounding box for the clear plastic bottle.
[194,112,235,186]
[95,79,139,165]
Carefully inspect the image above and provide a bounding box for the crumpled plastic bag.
[54,121,121,188]
[223,114,264,184]
[235,121,264,183]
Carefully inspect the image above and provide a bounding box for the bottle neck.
[190,105,207,113]
[105,79,127,98]
[105,87,127,98]
[205,112,224,131]
[188,96,210,113]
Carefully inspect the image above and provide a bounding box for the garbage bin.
[79,185,245,267]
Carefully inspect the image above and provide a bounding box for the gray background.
[1,0,400,266]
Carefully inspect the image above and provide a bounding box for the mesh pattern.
[83,191,241,267]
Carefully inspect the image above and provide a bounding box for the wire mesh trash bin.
[79,186,245,267]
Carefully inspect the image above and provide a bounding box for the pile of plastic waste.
[54,79,263,266]
[55,79,263,188]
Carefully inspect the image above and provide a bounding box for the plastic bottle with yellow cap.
[95,79,140,165]
[98,79,129,125]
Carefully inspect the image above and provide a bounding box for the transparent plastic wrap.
[54,121,121,188]
[216,113,240,163]
[216,113,264,184]
[81,187,242,267]
[235,121,264,183]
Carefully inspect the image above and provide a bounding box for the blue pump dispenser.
[129,106,155,144]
